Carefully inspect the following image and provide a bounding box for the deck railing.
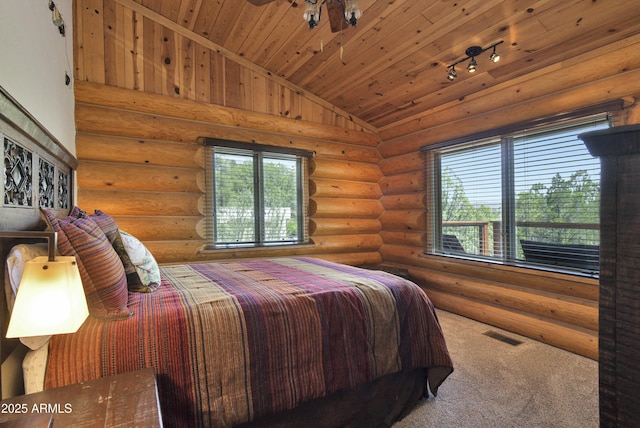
[442,221,599,257]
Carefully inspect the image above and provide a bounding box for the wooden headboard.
[0,85,77,397]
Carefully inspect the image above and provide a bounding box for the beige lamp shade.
[6,256,89,338]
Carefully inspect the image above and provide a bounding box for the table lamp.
[0,231,88,338]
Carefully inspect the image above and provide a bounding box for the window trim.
[202,138,311,249]
[424,111,612,277]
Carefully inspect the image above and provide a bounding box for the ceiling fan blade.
[325,1,346,33]
[247,0,275,5]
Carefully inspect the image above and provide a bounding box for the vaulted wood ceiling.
[128,0,640,129]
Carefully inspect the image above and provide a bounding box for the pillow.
[118,230,161,293]
[82,209,160,293]
[4,243,51,350]
[41,208,131,320]
[86,209,120,242]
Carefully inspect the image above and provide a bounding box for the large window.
[427,114,610,275]
[204,140,310,248]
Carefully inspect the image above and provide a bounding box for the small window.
[426,113,610,275]
[204,140,310,248]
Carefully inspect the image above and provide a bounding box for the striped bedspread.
[45,257,453,427]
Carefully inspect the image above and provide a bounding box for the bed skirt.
[238,368,429,428]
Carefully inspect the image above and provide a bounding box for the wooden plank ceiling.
[128,0,640,129]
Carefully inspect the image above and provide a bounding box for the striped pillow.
[85,209,159,293]
[41,208,131,320]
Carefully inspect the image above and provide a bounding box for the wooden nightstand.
[0,368,162,427]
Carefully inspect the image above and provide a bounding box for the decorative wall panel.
[2,135,71,211]
[39,158,55,208]
[1,86,77,231]
[58,170,69,210]
[3,136,33,207]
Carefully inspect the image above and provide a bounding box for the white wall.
[0,0,75,155]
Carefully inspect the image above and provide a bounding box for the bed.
[6,216,453,427]
[38,254,453,427]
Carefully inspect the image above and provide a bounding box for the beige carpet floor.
[394,310,599,428]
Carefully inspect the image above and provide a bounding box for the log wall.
[73,0,384,266]
[377,35,640,360]
[75,82,383,265]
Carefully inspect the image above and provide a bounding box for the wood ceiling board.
[159,0,180,22]
[231,2,293,57]
[489,14,640,81]
[220,3,265,52]
[251,7,328,68]
[312,0,505,102]
[291,0,435,88]
[174,0,201,31]
[206,1,249,46]
[189,0,224,40]
[298,14,431,103]
[327,0,640,124]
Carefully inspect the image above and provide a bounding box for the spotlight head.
[467,57,477,73]
[489,47,500,63]
[447,67,457,81]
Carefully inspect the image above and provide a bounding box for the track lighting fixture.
[446,41,503,81]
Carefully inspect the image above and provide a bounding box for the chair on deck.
[442,234,466,254]
[520,239,599,271]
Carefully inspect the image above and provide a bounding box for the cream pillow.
[119,230,161,292]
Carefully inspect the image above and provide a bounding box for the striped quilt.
[45,257,453,427]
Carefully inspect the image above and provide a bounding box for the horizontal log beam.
[379,171,425,195]
[379,230,426,247]
[310,218,381,236]
[381,194,427,210]
[411,268,597,331]
[309,198,383,218]
[76,104,381,164]
[380,243,598,301]
[380,69,640,158]
[78,161,202,193]
[379,38,640,144]
[379,152,424,176]
[309,178,382,199]
[311,234,383,254]
[379,210,426,231]
[76,133,202,168]
[78,189,203,217]
[310,158,383,182]
[113,216,203,241]
[424,288,597,360]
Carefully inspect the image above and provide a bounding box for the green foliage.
[441,167,499,254]
[516,170,599,244]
